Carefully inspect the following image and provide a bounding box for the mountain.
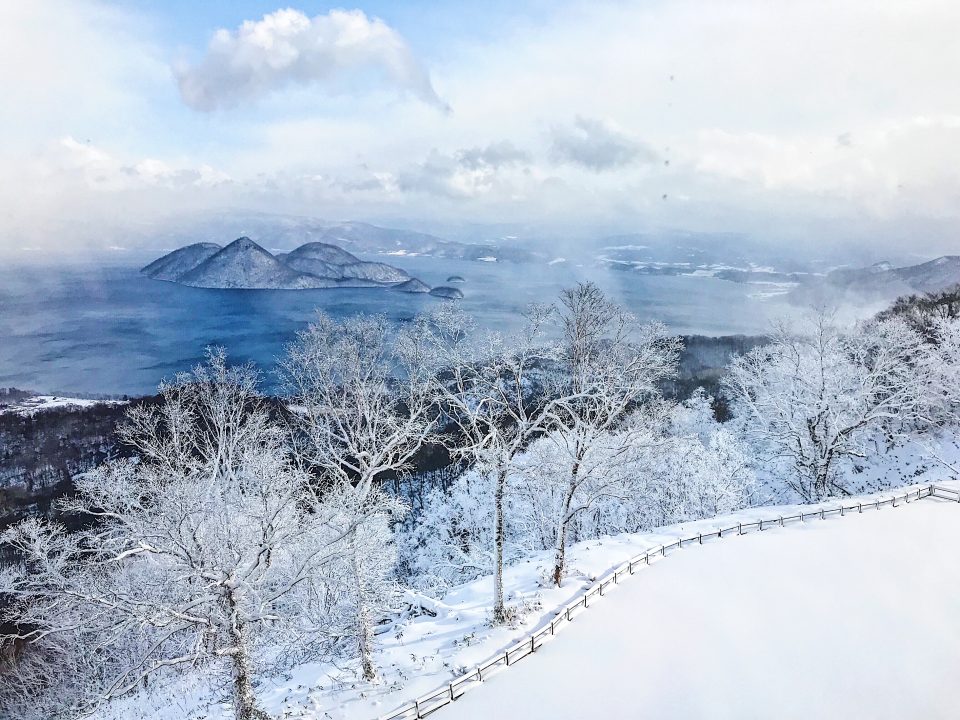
[300,221,538,262]
[149,211,538,263]
[142,237,427,292]
[282,241,361,266]
[790,256,960,304]
[281,242,411,283]
[339,262,410,283]
[392,278,431,293]
[892,255,960,293]
[176,238,333,290]
[141,242,222,281]
[428,286,464,299]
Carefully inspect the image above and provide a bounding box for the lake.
[0,253,795,396]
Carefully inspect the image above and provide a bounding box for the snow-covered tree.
[280,311,435,679]
[415,302,563,623]
[724,313,928,500]
[398,467,503,596]
[0,350,360,720]
[912,316,960,472]
[641,390,758,524]
[539,283,680,585]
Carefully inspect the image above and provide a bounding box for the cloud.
[692,116,960,217]
[174,8,448,112]
[457,141,530,170]
[397,142,530,198]
[549,117,657,171]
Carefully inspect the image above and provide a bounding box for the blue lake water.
[0,254,794,395]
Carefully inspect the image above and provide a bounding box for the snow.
[0,395,127,416]
[95,482,959,720]
[444,496,960,720]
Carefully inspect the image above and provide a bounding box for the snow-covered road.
[445,499,960,720]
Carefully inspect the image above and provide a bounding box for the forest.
[1,282,958,720]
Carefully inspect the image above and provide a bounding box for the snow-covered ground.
[445,496,960,720]
[97,482,959,720]
[0,395,128,416]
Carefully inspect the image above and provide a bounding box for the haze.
[1,0,959,258]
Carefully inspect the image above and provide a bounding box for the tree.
[642,389,757,524]
[0,349,359,720]
[876,285,960,339]
[724,312,928,501]
[280,312,435,680]
[416,303,562,623]
[539,283,680,586]
[913,316,960,472]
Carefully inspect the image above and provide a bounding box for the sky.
[1,0,959,256]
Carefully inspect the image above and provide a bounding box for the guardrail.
[379,482,958,720]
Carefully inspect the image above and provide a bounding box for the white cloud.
[174,8,448,112]
[549,117,657,171]
[395,142,532,199]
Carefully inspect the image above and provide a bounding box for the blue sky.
[2,1,959,254]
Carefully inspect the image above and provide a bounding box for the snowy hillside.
[444,495,960,720]
[91,479,960,720]
[140,242,222,281]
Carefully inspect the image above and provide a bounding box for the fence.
[380,482,960,720]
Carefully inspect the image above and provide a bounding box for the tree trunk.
[552,530,568,588]
[225,591,270,720]
[552,465,580,587]
[349,536,378,682]
[553,446,585,587]
[492,465,507,625]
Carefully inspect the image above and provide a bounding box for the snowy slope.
[283,242,363,266]
[141,242,222,281]
[339,261,411,283]
[93,481,959,720]
[0,395,127,416]
[444,498,960,720]
[282,243,412,283]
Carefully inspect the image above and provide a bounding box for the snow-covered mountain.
[139,242,222,282]
[173,238,333,289]
[147,211,538,263]
[142,237,429,291]
[791,255,960,304]
[280,242,412,283]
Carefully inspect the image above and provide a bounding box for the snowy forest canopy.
[2,282,959,720]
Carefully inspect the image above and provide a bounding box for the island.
[428,286,465,299]
[141,237,445,293]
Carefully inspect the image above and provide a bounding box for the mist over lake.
[0,253,794,396]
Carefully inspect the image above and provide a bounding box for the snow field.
[441,492,960,720]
